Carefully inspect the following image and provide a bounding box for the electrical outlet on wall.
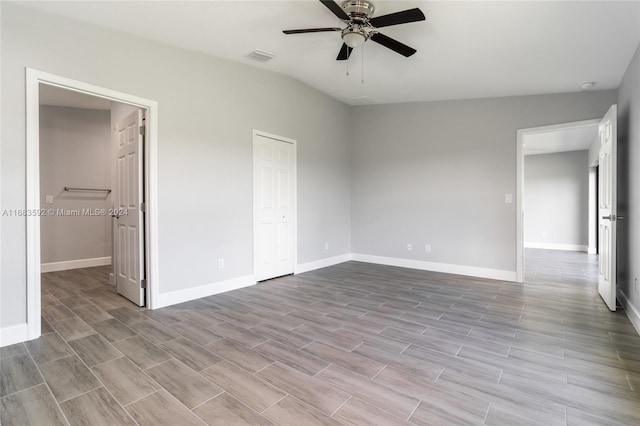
[425,244,431,253]
[407,243,412,252]
[217,258,225,269]
[324,242,329,251]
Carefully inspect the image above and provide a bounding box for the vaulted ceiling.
[20,1,640,105]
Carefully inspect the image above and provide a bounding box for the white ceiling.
[20,1,640,105]
[523,125,598,156]
[40,84,112,110]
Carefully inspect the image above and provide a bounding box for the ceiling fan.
[283,0,425,60]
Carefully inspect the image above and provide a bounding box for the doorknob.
[602,215,616,221]
[111,214,120,219]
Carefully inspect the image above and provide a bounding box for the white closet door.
[115,110,145,306]
[254,134,294,281]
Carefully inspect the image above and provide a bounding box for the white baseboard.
[41,256,112,273]
[524,242,588,252]
[618,290,640,337]
[0,323,28,347]
[351,253,517,282]
[295,254,352,274]
[154,275,256,309]
[587,247,597,255]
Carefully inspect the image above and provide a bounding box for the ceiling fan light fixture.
[342,30,366,48]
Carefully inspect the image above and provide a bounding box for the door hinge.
[141,279,147,289]
[139,125,146,136]
[140,202,146,212]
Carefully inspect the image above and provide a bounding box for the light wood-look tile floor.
[2,249,640,425]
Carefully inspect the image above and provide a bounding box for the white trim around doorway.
[25,68,160,342]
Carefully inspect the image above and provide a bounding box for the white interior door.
[115,110,145,306]
[254,134,294,281]
[598,104,617,311]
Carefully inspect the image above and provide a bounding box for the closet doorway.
[26,69,159,340]
[39,85,146,306]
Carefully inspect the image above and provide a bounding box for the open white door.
[254,133,295,281]
[598,105,617,311]
[115,110,145,306]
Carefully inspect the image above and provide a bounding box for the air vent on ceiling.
[351,96,376,105]
[247,49,275,62]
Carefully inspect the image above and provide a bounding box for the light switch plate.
[45,195,53,204]
[505,194,513,204]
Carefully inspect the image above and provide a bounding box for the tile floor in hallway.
[1,249,640,425]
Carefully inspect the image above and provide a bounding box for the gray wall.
[617,42,640,318]
[351,91,617,272]
[1,3,352,328]
[39,106,112,264]
[524,150,589,248]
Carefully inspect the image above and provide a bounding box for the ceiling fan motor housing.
[342,1,375,22]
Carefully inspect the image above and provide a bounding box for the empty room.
[1,1,640,425]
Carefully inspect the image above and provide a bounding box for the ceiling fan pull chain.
[346,51,350,76]
[361,43,365,83]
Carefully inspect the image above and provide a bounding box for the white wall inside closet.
[39,104,112,270]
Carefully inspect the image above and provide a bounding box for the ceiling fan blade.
[319,0,349,20]
[283,27,342,35]
[369,8,425,28]
[370,32,417,57]
[336,43,353,61]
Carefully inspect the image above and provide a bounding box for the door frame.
[26,68,160,340]
[516,118,600,283]
[252,129,297,280]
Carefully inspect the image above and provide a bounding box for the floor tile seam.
[297,339,317,351]
[251,361,276,376]
[53,335,142,425]
[405,398,422,422]
[137,355,174,372]
[431,367,445,384]
[259,393,289,414]
[328,395,352,417]
[92,355,169,402]
[54,382,104,405]
[0,381,47,400]
[136,358,212,412]
[121,388,162,408]
[172,331,222,348]
[331,391,417,423]
[312,362,334,379]
[204,352,272,376]
[485,398,568,426]
[481,401,492,424]
[133,386,204,426]
[141,356,180,374]
[0,350,30,362]
[187,388,225,412]
[314,365,421,419]
[25,331,73,365]
[564,406,631,426]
